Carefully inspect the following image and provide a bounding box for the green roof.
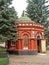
[19,15,31,21]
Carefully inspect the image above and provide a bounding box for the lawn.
[0,58,9,65]
[0,46,9,65]
[46,46,49,50]
[0,46,6,52]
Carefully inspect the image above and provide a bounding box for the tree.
[27,0,49,39]
[44,21,49,38]
[0,0,18,42]
[27,0,49,24]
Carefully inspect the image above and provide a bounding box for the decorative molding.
[30,24,32,26]
[36,33,42,39]
[42,32,44,35]
[23,47,28,50]
[22,24,25,26]
[19,24,21,26]
[32,31,34,34]
[26,24,28,26]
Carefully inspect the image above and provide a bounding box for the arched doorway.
[37,35,41,52]
[23,34,29,50]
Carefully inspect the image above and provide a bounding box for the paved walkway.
[9,51,49,65]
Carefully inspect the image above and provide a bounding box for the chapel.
[7,12,46,55]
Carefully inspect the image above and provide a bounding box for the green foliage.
[27,0,49,38]
[0,46,8,58]
[0,47,9,65]
[0,0,18,42]
[27,0,49,24]
[0,46,6,52]
[45,29,49,38]
[0,53,8,58]
[46,47,49,50]
[0,58,9,65]
[44,20,49,38]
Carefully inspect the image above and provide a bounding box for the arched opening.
[37,35,41,53]
[23,34,29,50]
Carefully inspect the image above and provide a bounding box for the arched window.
[37,35,40,40]
[36,32,41,39]
[23,34,28,47]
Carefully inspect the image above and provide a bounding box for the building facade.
[7,15,44,55]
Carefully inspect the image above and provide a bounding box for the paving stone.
[9,51,49,65]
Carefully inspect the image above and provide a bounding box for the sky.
[12,0,49,18]
[12,0,27,17]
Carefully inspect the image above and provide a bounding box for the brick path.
[9,51,49,65]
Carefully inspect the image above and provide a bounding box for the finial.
[22,10,27,16]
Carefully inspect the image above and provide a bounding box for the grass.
[0,46,6,52]
[0,46,8,58]
[0,57,9,65]
[0,53,8,58]
[0,46,9,65]
[46,46,49,50]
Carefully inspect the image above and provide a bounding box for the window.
[23,34,28,47]
[37,35,40,39]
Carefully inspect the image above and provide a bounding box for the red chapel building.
[7,15,46,55]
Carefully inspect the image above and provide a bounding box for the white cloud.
[12,0,27,17]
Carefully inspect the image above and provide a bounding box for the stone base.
[7,50,38,55]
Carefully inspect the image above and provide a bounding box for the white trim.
[19,24,21,26]
[30,24,32,26]
[26,24,28,26]
[22,24,25,26]
[23,47,28,50]
[32,31,34,34]
[36,33,41,39]
[42,32,44,35]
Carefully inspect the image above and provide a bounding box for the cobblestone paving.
[9,51,49,65]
